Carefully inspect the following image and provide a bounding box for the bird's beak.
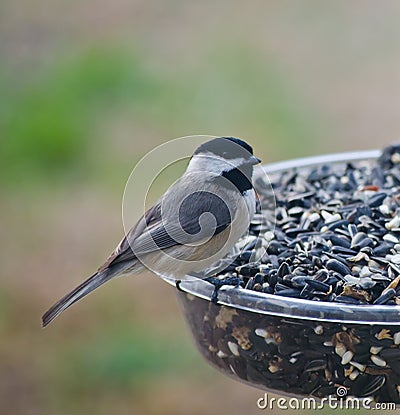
[248,155,262,165]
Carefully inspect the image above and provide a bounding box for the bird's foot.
[204,276,242,304]
[175,279,184,292]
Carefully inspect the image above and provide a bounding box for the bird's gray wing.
[131,190,232,255]
[99,191,232,269]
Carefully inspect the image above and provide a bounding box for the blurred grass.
[44,326,203,414]
[0,48,157,187]
[0,45,318,190]
[53,328,200,390]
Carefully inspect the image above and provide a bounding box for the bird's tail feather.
[42,270,113,327]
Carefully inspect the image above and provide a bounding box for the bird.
[42,137,261,327]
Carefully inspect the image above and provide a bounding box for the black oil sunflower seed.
[191,145,400,404]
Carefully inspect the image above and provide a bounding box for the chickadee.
[42,137,261,327]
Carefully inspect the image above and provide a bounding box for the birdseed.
[208,144,400,307]
[183,145,400,404]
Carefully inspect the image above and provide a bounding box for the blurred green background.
[1,1,400,414]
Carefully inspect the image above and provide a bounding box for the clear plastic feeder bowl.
[161,150,400,404]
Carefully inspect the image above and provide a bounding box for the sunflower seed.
[227,341,240,357]
[349,369,360,380]
[370,346,383,355]
[341,350,354,365]
[383,233,399,243]
[361,375,386,396]
[350,361,366,372]
[370,355,387,367]
[326,259,351,276]
[373,288,396,305]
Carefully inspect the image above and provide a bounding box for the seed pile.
[180,294,400,403]
[188,145,400,403]
[210,144,400,306]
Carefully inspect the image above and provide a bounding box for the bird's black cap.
[194,137,254,159]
